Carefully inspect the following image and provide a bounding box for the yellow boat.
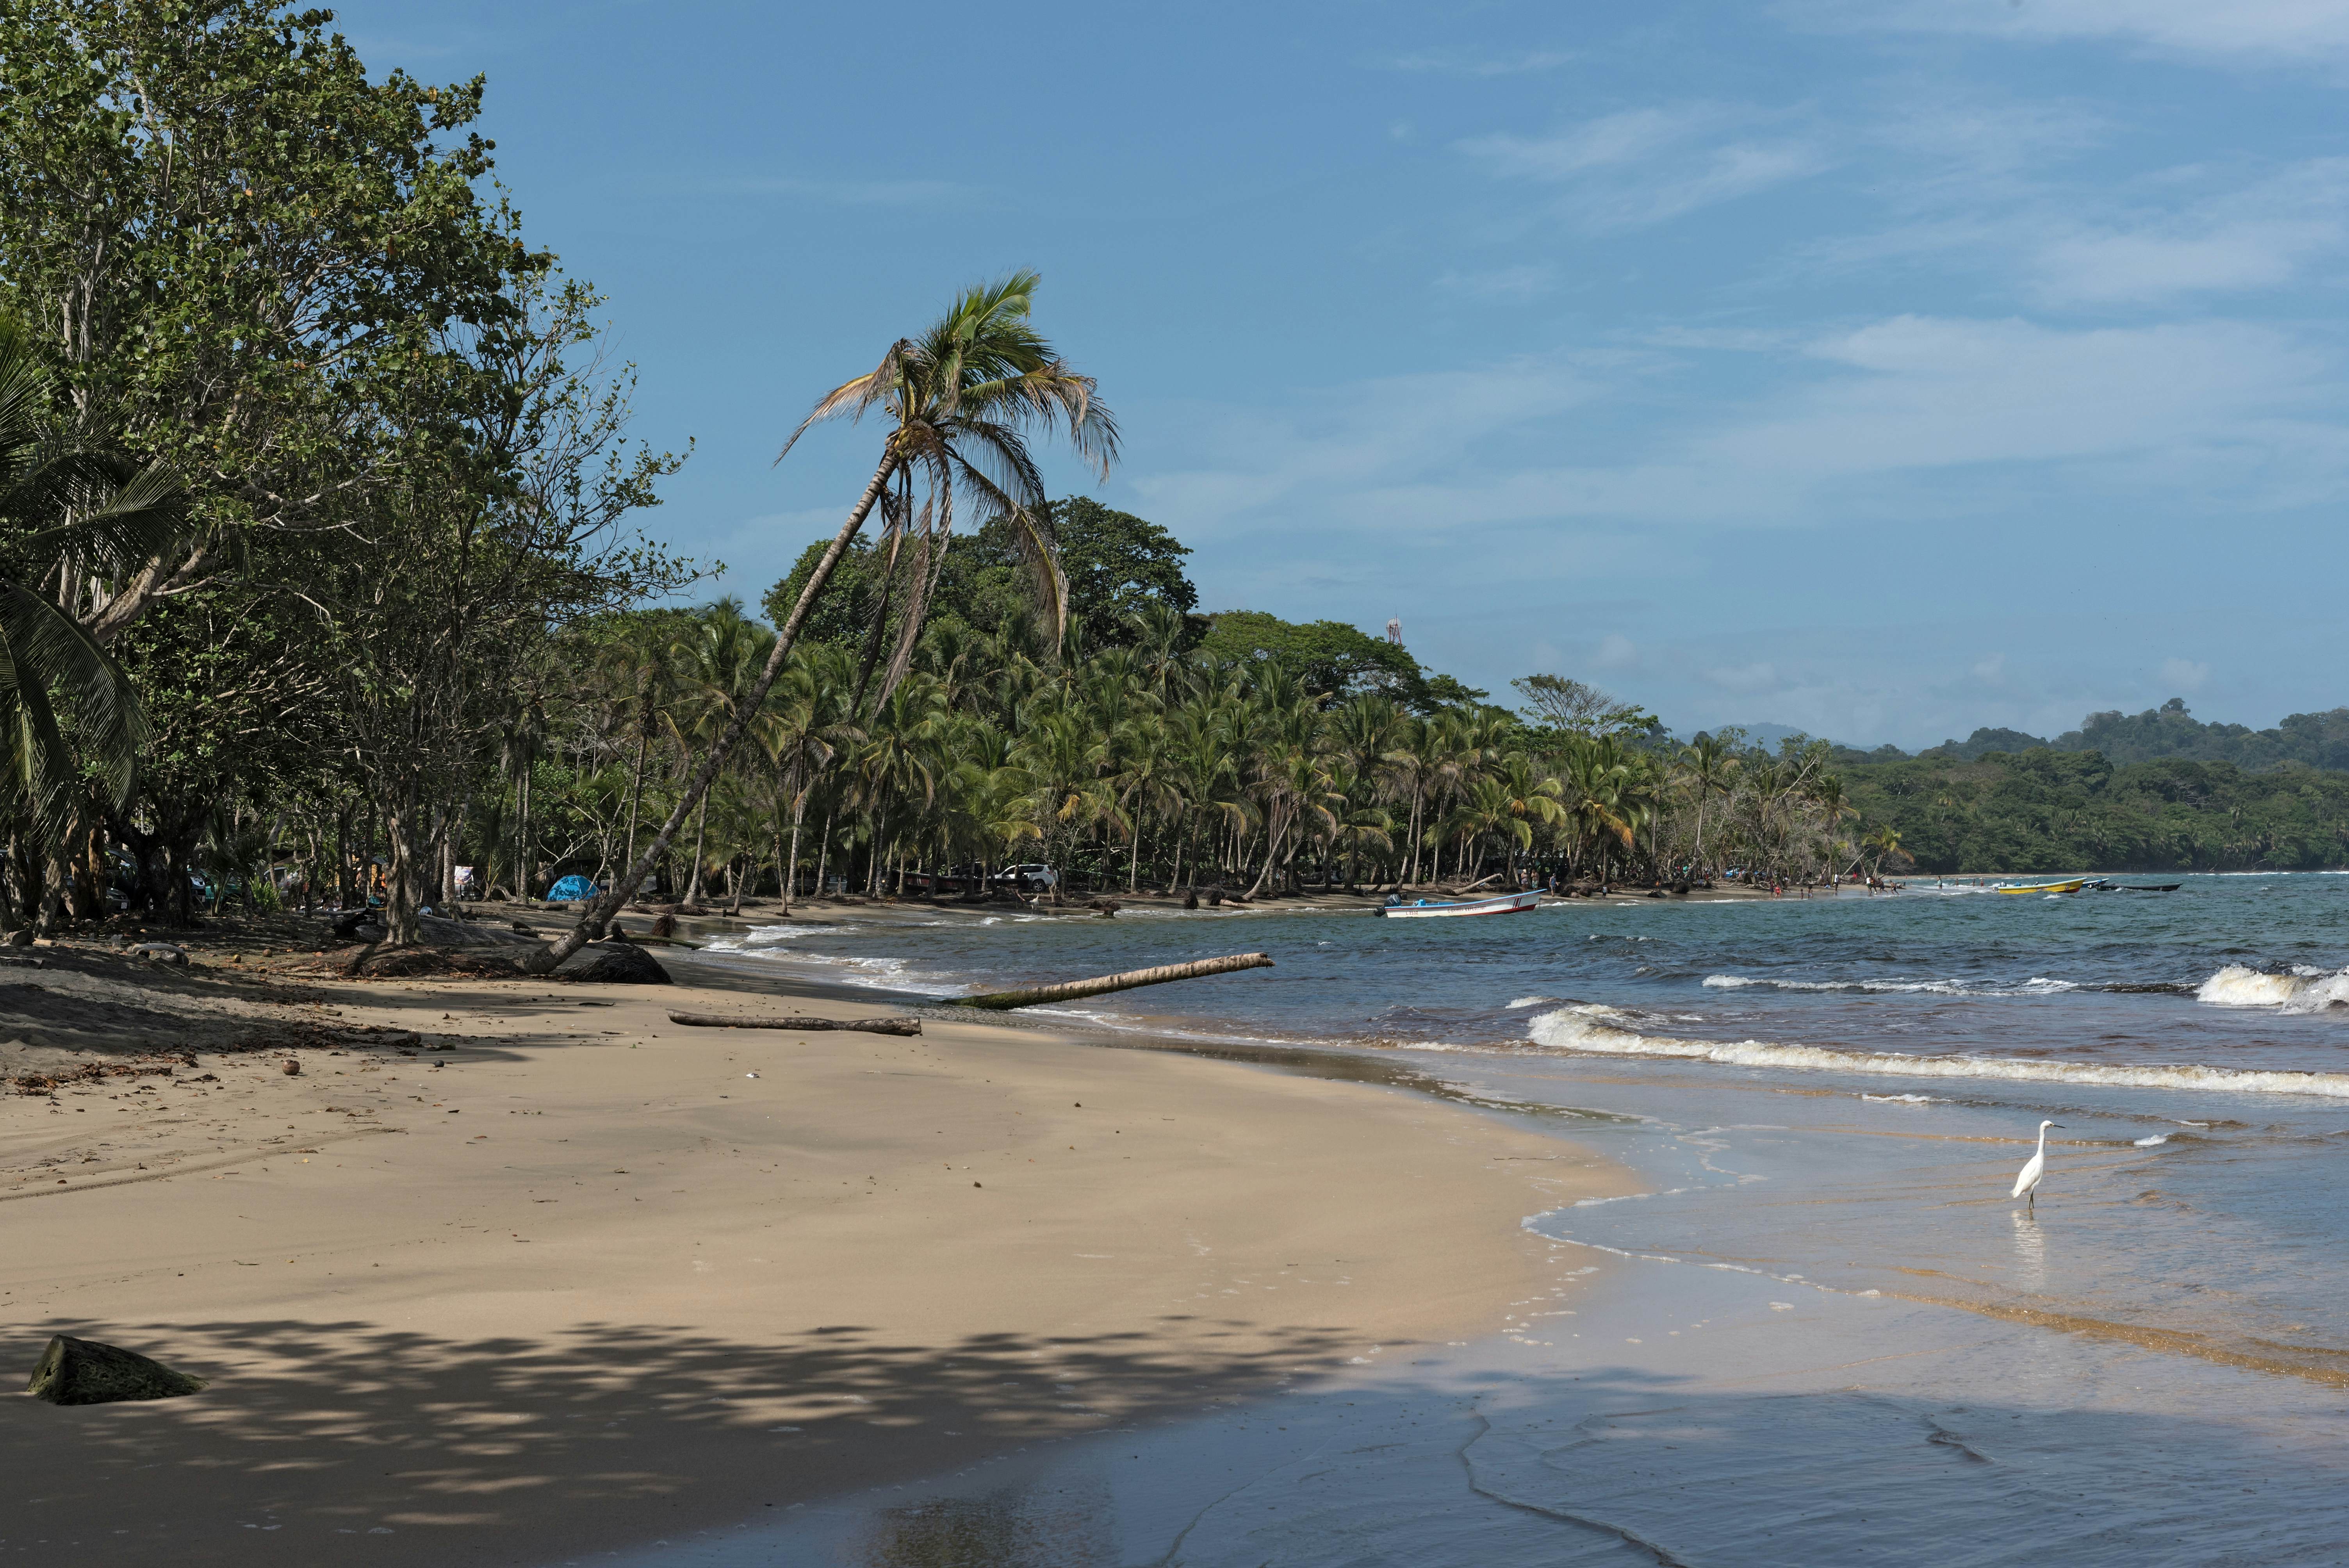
[1994,879,2085,895]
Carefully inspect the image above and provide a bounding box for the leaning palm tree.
[530,273,1116,970]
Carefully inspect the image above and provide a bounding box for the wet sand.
[0,940,1624,1565]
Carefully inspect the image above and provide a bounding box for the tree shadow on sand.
[0,1311,1358,1565]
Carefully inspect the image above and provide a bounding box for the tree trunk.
[622,701,652,873]
[782,789,807,915]
[955,951,1276,1011]
[528,451,896,973]
[683,786,710,904]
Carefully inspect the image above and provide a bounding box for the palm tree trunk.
[783,787,809,914]
[622,707,651,875]
[683,788,710,904]
[528,453,895,972]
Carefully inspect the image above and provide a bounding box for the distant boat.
[2114,882,2182,892]
[1994,879,2086,896]
[1376,891,1542,919]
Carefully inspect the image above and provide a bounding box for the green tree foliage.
[1841,748,2349,872]
[1195,611,1426,703]
[1908,700,2349,772]
[763,494,1199,654]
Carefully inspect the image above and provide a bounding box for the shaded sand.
[0,951,1623,1564]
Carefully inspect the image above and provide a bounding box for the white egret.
[2011,1119,2064,1212]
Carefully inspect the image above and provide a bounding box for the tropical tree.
[535,271,1116,968]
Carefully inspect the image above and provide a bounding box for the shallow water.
[662,874,2349,1563]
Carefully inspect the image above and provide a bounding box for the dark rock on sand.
[561,943,670,985]
[27,1335,207,1405]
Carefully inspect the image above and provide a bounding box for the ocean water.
[661,874,2349,1565]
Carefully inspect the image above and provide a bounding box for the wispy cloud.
[2028,159,2349,303]
[1129,315,2347,552]
[1456,105,1831,230]
[1379,48,1576,77]
[1784,0,2349,66]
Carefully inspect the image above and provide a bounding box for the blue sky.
[345,0,2349,748]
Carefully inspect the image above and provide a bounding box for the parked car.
[996,864,1057,892]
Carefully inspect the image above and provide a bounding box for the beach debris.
[8,1062,177,1096]
[560,943,671,985]
[280,1058,301,1076]
[348,946,519,979]
[954,952,1274,1012]
[129,942,187,964]
[668,1011,920,1036]
[26,1335,207,1405]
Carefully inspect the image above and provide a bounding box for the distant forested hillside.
[1843,749,2349,873]
[1910,700,2349,772]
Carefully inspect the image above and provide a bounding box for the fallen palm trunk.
[667,1011,921,1037]
[953,952,1274,1012]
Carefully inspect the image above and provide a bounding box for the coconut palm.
[0,322,183,847]
[1679,732,1741,880]
[535,273,1115,968]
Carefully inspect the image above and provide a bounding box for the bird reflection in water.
[2009,1208,2048,1293]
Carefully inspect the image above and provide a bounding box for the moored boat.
[1993,878,2086,895]
[1375,891,1541,918]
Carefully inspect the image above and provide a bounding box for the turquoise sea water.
[652,874,2349,1566]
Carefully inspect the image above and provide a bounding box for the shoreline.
[0,942,1627,1565]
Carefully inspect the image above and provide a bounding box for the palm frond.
[775,338,921,464]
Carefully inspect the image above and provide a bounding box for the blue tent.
[547,875,599,902]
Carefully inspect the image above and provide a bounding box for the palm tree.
[663,599,777,903]
[1679,732,1741,880]
[533,273,1115,969]
[0,321,182,889]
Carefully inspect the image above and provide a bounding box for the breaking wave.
[2197,965,2349,1013]
[1703,974,2080,997]
[1527,1004,2349,1098]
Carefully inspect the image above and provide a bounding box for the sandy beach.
[0,924,1622,1565]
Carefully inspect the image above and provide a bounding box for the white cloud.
[2161,657,2213,692]
[1456,105,1831,230]
[1786,0,2349,65]
[1598,633,1640,669]
[1126,315,2349,551]
[2026,160,2349,304]
[1973,653,2007,682]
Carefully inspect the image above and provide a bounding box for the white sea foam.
[1526,1004,2349,1097]
[1506,996,1560,1010]
[1860,1092,1934,1103]
[1702,974,2080,998]
[2197,964,2349,1012]
[2134,1133,2171,1147]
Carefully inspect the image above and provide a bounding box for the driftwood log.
[667,1011,922,1037]
[954,951,1274,1012]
